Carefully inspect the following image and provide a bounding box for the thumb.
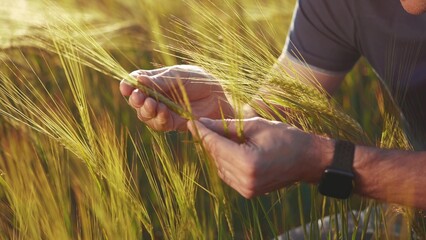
[129,68,175,93]
[199,118,245,142]
[187,119,240,156]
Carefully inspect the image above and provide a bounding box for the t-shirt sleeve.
[284,0,360,74]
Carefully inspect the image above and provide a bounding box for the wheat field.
[0,0,424,239]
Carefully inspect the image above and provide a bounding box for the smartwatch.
[318,140,355,199]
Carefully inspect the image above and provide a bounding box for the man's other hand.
[120,65,234,131]
[187,117,334,198]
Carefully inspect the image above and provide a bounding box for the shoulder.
[297,0,357,19]
[285,0,361,73]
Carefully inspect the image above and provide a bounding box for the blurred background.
[0,0,402,239]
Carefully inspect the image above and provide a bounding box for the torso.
[288,0,426,148]
[354,0,426,148]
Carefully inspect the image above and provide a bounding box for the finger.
[198,118,245,142]
[166,110,188,131]
[151,103,173,131]
[137,65,193,95]
[143,106,187,131]
[138,97,158,120]
[187,120,243,166]
[120,79,135,96]
[188,120,256,196]
[136,108,150,122]
[215,154,246,181]
[141,103,182,132]
[217,167,236,189]
[129,67,170,77]
[129,89,146,108]
[156,103,169,125]
[123,67,172,95]
[140,102,187,131]
[136,74,175,94]
[217,167,254,198]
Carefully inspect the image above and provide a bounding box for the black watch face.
[318,169,354,199]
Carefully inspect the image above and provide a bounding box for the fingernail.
[188,120,200,136]
[199,117,212,126]
[190,120,202,128]
[132,89,144,103]
[129,70,140,78]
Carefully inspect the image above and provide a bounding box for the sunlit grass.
[0,0,424,239]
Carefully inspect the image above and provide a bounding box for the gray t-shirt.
[285,0,426,148]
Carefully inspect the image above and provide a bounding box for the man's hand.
[120,65,234,131]
[187,117,334,198]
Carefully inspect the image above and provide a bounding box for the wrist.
[352,145,380,195]
[318,140,356,199]
[303,135,335,184]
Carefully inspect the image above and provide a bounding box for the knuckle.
[241,189,256,199]
[137,106,157,121]
[244,164,257,179]
[217,170,225,182]
[217,169,229,184]
[144,119,166,131]
[221,174,228,184]
[155,114,168,126]
[141,105,155,118]
[129,96,141,109]
[144,103,155,113]
[147,123,161,131]
[153,124,168,132]
[242,177,257,193]
[129,70,142,77]
[142,104,157,118]
[152,120,167,131]
[119,79,129,87]
[139,109,150,119]
[136,109,148,122]
[136,113,143,121]
[201,132,217,152]
[128,100,137,109]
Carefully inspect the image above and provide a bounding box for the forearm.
[354,145,426,209]
[309,137,426,209]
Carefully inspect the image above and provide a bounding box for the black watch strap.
[329,140,355,172]
[318,140,356,199]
